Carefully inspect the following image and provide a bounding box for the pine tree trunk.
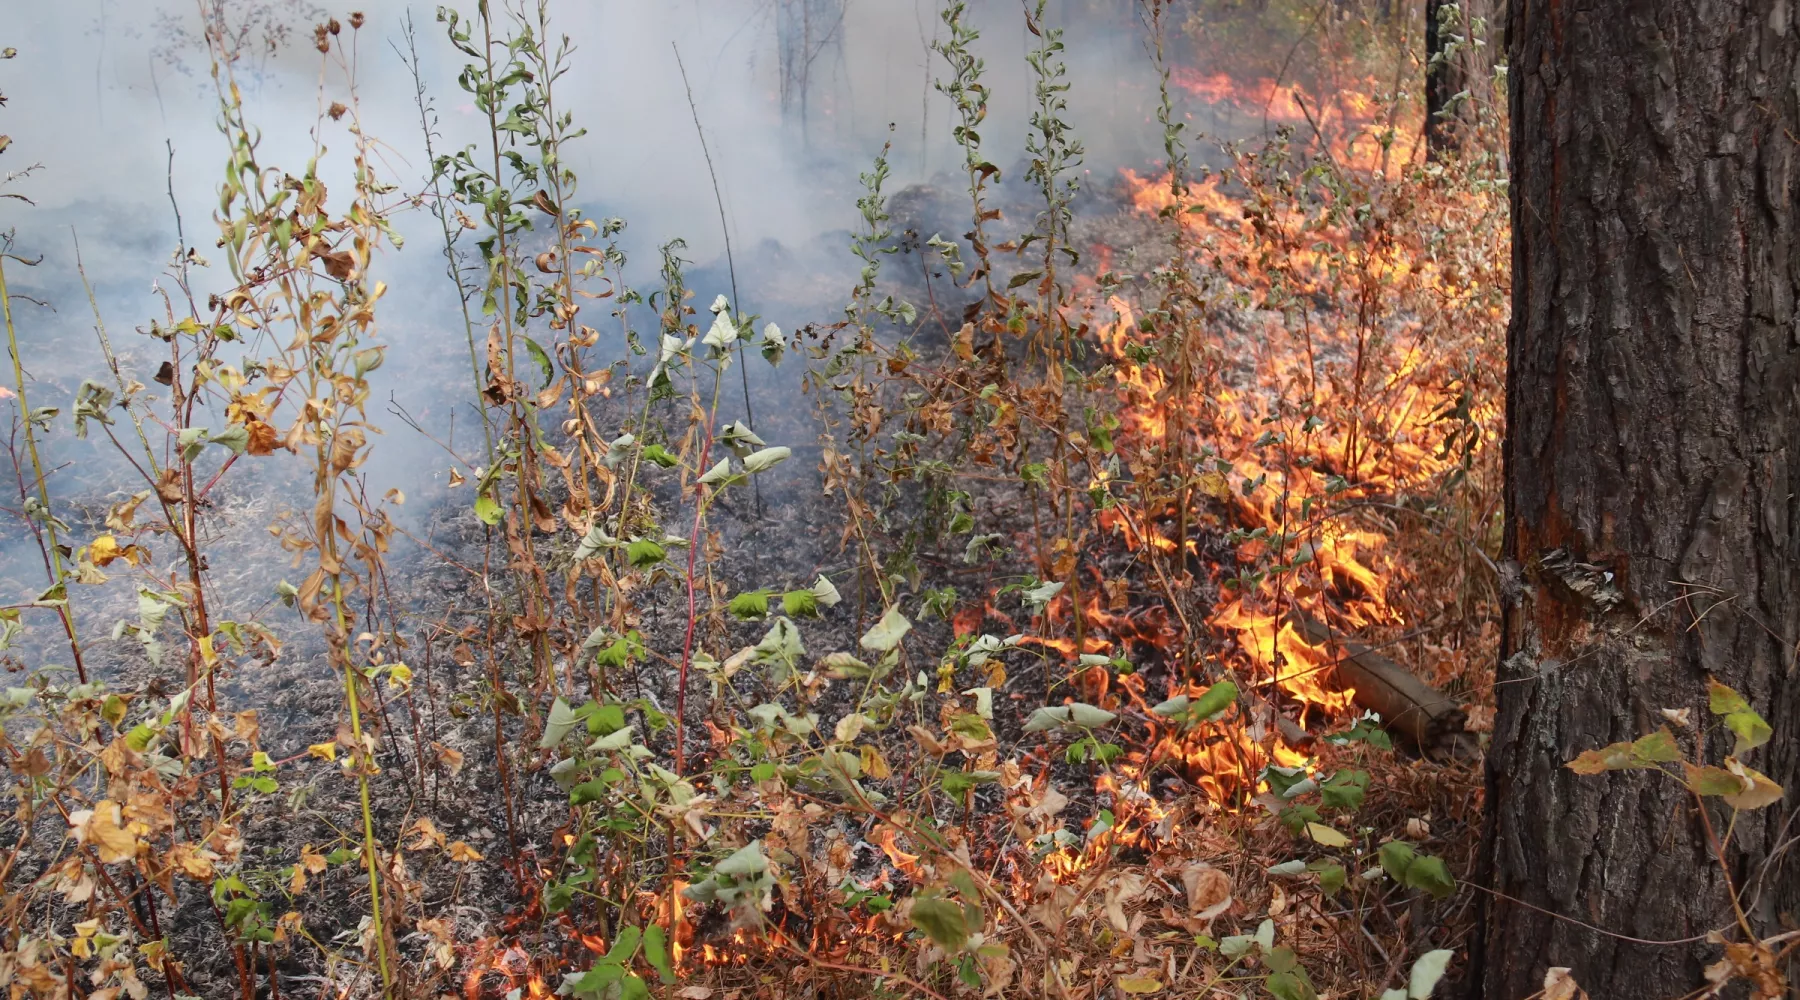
[1478,0,1800,996]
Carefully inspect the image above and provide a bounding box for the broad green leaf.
[1320,769,1370,810]
[210,425,249,455]
[604,925,641,965]
[625,539,665,568]
[697,458,732,485]
[1378,841,1456,899]
[715,840,767,876]
[728,590,771,619]
[1265,970,1318,1000]
[909,896,968,951]
[782,589,821,618]
[474,492,503,526]
[1313,862,1346,896]
[639,444,680,468]
[1191,680,1238,719]
[1151,695,1190,717]
[642,924,673,984]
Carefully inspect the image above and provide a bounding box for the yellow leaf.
[1117,976,1163,994]
[406,817,446,851]
[307,741,338,762]
[386,663,413,692]
[446,840,484,862]
[90,534,124,567]
[1306,822,1351,847]
[299,844,328,874]
[860,744,892,780]
[198,634,219,667]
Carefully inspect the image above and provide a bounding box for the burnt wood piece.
[1289,611,1478,761]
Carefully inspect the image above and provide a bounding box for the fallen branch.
[1289,611,1479,760]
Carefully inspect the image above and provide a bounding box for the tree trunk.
[1424,0,1492,155]
[1478,0,1800,996]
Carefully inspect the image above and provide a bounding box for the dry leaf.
[1543,968,1586,1000]
[1181,864,1232,920]
[446,840,484,862]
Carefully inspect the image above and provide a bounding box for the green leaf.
[474,491,503,526]
[728,590,771,619]
[782,589,821,618]
[860,606,912,652]
[1707,682,1773,753]
[1191,680,1238,720]
[1278,804,1322,836]
[586,702,626,736]
[210,425,250,456]
[1265,970,1318,1000]
[626,539,666,568]
[643,924,674,984]
[942,770,1000,797]
[523,336,555,388]
[1313,862,1346,896]
[640,444,680,468]
[569,779,609,806]
[749,761,777,782]
[1378,841,1457,899]
[909,896,969,951]
[1320,769,1370,810]
[604,925,641,965]
[715,840,767,876]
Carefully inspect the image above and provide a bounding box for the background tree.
[1423,0,1490,154]
[1479,0,1800,996]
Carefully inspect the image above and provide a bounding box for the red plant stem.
[673,418,719,776]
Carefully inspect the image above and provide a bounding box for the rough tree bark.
[1424,0,1492,155]
[1478,0,1800,997]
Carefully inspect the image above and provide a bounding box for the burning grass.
[0,2,1506,999]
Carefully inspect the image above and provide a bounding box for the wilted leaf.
[860,606,912,652]
[1407,949,1455,998]
[742,446,791,474]
[539,698,579,748]
[1116,976,1163,994]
